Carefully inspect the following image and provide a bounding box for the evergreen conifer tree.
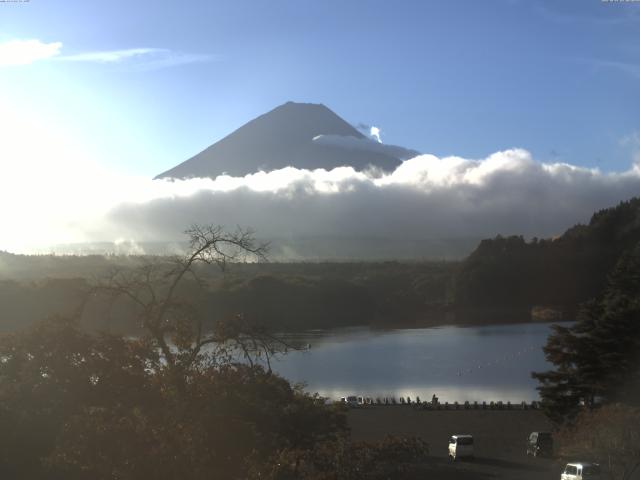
[533,242,640,423]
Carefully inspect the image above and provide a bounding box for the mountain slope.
[155,102,418,179]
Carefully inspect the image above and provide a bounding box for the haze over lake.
[271,322,557,403]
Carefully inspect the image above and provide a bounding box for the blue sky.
[1,0,639,176]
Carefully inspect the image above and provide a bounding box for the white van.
[561,463,601,480]
[448,434,474,461]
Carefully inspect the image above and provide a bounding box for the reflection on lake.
[270,322,560,402]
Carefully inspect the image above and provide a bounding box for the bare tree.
[91,225,291,385]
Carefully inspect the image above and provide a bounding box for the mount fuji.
[155,101,418,179]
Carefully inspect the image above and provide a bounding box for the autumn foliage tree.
[555,404,640,480]
[254,436,429,480]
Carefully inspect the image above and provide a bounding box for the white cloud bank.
[107,150,640,247]
[0,106,637,257]
[2,124,639,258]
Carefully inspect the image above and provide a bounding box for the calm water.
[270,322,559,403]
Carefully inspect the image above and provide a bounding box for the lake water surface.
[270,322,559,403]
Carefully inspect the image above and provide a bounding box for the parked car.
[561,462,601,480]
[526,431,553,457]
[341,396,359,408]
[448,434,474,461]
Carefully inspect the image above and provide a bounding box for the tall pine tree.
[533,242,640,423]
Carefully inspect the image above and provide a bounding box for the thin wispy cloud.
[130,52,219,71]
[0,39,216,69]
[533,2,640,26]
[591,58,640,79]
[58,48,218,69]
[58,47,165,63]
[575,57,640,81]
[620,130,640,165]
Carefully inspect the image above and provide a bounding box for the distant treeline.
[0,260,457,332]
[207,262,456,330]
[1,197,638,332]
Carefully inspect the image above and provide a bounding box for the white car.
[561,462,601,480]
[448,434,474,461]
[340,396,359,408]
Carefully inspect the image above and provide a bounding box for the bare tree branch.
[86,224,290,389]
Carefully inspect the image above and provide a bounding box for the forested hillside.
[454,197,640,316]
